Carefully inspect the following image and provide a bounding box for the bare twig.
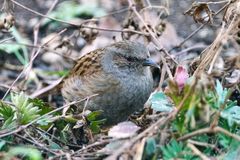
[26,0,59,79]
[187,142,210,160]
[127,0,176,81]
[10,0,81,27]
[199,0,229,5]
[50,138,114,159]
[178,126,240,141]
[195,8,239,75]
[187,139,216,149]
[10,0,148,36]
[2,28,67,100]
[0,36,14,44]
[2,41,77,61]
[169,0,232,52]
[81,24,149,36]
[30,77,64,98]
[14,133,58,155]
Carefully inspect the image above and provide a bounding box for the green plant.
[5,146,42,160]
[0,92,54,130]
[160,139,196,160]
[0,26,29,65]
[42,1,106,29]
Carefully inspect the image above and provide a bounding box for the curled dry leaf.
[0,14,15,31]
[225,69,240,84]
[4,14,15,29]
[184,2,213,24]
[80,21,99,43]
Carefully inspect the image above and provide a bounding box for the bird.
[61,40,159,124]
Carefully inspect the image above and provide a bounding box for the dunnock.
[61,41,159,124]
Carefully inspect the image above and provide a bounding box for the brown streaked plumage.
[61,41,159,124]
[70,49,103,76]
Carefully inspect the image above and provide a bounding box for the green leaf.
[221,105,240,126]
[160,139,194,160]
[215,80,228,108]
[89,122,101,134]
[28,98,54,115]
[144,138,157,157]
[48,141,61,150]
[223,140,240,160]
[1,116,16,129]
[60,124,71,143]
[87,110,103,121]
[0,140,6,150]
[150,92,173,112]
[89,119,106,134]
[19,104,40,125]
[0,27,29,65]
[11,92,41,125]
[43,70,69,77]
[0,101,15,121]
[42,1,106,28]
[7,146,42,160]
[36,115,54,126]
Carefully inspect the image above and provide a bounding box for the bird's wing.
[62,71,119,102]
[62,48,120,101]
[69,48,104,76]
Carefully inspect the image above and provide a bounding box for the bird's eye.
[126,57,137,62]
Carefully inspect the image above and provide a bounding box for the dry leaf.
[108,121,140,138]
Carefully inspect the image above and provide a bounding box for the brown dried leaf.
[80,21,99,43]
[184,3,213,24]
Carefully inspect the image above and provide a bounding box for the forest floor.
[0,0,239,159]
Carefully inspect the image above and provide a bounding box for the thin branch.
[2,28,67,100]
[10,0,148,36]
[0,36,14,44]
[81,24,149,36]
[178,126,240,142]
[127,0,176,81]
[169,0,232,52]
[10,0,81,27]
[187,142,210,160]
[187,139,217,149]
[14,133,58,155]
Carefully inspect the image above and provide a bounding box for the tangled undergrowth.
[0,0,239,159]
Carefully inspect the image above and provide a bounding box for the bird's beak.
[142,59,160,69]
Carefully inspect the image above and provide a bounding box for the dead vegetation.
[0,0,240,159]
